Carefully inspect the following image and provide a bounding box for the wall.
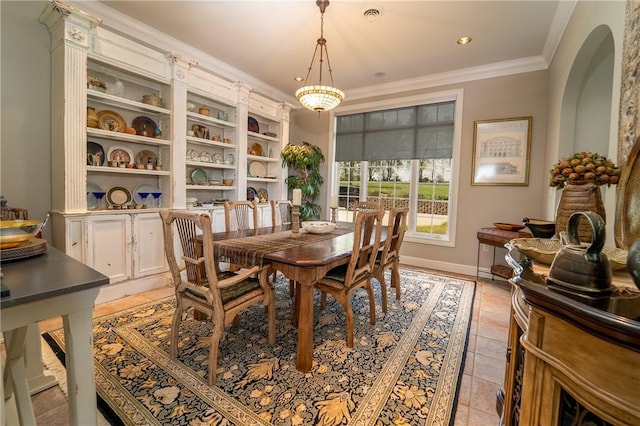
[1,0,51,238]
[291,71,549,275]
[544,1,625,237]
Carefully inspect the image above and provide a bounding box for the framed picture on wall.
[472,116,532,185]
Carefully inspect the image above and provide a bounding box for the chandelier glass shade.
[295,0,344,112]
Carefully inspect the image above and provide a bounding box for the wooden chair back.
[344,209,384,289]
[351,200,381,222]
[379,207,408,268]
[270,200,293,226]
[224,200,258,231]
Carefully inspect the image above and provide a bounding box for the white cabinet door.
[133,212,167,278]
[87,215,132,283]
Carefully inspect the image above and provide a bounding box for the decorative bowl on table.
[0,219,46,249]
[510,237,628,270]
[493,222,526,231]
[522,217,556,238]
[302,221,336,234]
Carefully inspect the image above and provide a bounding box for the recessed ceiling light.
[374,72,386,78]
[457,36,473,45]
[294,77,304,82]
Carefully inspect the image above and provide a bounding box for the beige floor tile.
[472,353,505,385]
[469,377,502,415]
[453,404,469,425]
[474,335,507,361]
[475,321,508,343]
[457,373,472,406]
[466,406,500,426]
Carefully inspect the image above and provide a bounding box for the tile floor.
[28,272,511,425]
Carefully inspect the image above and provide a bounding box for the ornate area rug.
[44,269,475,425]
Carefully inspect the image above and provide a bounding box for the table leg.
[296,284,314,372]
[63,308,97,426]
[3,326,37,425]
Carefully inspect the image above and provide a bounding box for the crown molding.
[542,0,578,64]
[68,1,296,105]
[345,55,549,102]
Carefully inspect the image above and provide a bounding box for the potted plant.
[281,142,325,221]
[549,151,620,240]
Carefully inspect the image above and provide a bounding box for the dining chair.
[351,200,380,222]
[224,200,258,232]
[270,199,293,226]
[372,207,409,312]
[315,209,384,348]
[270,200,296,295]
[159,209,275,385]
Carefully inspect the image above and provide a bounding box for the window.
[332,91,462,245]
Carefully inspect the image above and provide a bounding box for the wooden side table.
[476,227,531,280]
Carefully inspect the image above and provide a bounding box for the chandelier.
[295,0,345,112]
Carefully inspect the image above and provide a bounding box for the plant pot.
[555,181,605,242]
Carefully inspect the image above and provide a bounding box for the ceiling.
[98,1,566,103]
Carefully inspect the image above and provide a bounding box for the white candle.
[292,188,302,206]
[330,195,338,208]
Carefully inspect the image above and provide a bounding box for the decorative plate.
[87,182,103,210]
[87,141,105,166]
[190,168,208,185]
[186,149,199,160]
[493,222,526,231]
[133,184,157,204]
[247,187,257,201]
[248,116,259,133]
[225,154,235,164]
[135,149,157,167]
[107,186,132,207]
[132,116,157,138]
[212,153,223,163]
[249,161,266,177]
[107,146,134,165]
[257,188,268,202]
[97,110,126,132]
[200,152,213,163]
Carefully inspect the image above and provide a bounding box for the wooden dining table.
[210,222,358,372]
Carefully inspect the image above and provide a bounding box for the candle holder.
[330,206,337,223]
[291,205,300,234]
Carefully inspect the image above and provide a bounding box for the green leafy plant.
[281,142,325,221]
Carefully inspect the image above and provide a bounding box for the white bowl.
[301,221,336,234]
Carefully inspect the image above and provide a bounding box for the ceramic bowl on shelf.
[222,178,234,186]
[142,94,163,107]
[302,221,336,234]
[186,103,196,112]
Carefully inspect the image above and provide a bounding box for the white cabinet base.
[95,272,171,305]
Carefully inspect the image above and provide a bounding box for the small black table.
[1,247,108,425]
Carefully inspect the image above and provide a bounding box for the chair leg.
[391,262,401,300]
[208,322,224,385]
[170,305,183,359]
[372,268,388,314]
[344,297,354,348]
[364,280,376,326]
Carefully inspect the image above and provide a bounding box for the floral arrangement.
[549,151,620,189]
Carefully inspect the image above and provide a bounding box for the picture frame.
[472,116,532,185]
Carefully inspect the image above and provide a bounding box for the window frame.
[328,89,464,247]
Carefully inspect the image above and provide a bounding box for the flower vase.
[555,181,605,242]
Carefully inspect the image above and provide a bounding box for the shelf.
[247,154,279,163]
[88,90,171,116]
[248,131,278,143]
[186,136,236,149]
[491,264,514,279]
[186,185,235,191]
[87,128,171,147]
[87,166,170,176]
[186,160,235,169]
[247,177,279,183]
[187,111,235,128]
